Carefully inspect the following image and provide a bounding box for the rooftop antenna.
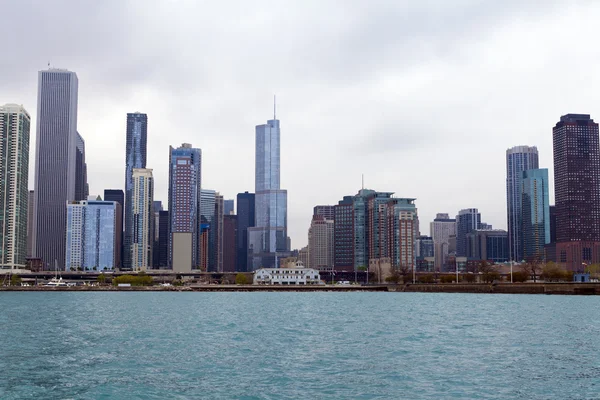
[273,95,276,119]
[362,173,364,190]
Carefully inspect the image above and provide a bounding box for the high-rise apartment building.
[248,117,288,270]
[553,114,600,269]
[430,213,456,271]
[33,69,80,269]
[124,112,147,269]
[66,200,118,271]
[522,168,550,261]
[308,216,334,269]
[334,196,354,269]
[168,143,201,271]
[456,209,481,257]
[0,104,31,269]
[131,168,153,270]
[214,194,225,272]
[387,198,417,270]
[236,192,255,272]
[104,189,124,267]
[506,145,539,263]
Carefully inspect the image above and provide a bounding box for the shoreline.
[1,283,600,294]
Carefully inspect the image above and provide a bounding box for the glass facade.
[236,192,255,272]
[506,146,539,263]
[522,169,550,261]
[66,200,117,270]
[124,112,147,269]
[456,209,481,257]
[249,118,288,270]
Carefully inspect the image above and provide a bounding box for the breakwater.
[1,283,600,294]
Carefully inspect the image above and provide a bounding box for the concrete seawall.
[1,283,600,294]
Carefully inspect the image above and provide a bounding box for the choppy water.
[0,292,599,399]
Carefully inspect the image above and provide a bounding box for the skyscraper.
[455,209,481,257]
[248,116,288,270]
[124,112,147,269]
[223,214,237,272]
[224,199,234,216]
[201,189,216,271]
[313,205,335,221]
[236,191,255,272]
[0,104,31,269]
[168,143,201,271]
[506,146,539,263]
[33,69,80,269]
[430,213,456,271]
[334,196,354,269]
[522,168,550,261]
[104,189,124,267]
[553,114,600,269]
[75,132,88,201]
[65,200,118,271]
[131,168,153,271]
[214,194,224,272]
[27,190,34,258]
[308,215,334,269]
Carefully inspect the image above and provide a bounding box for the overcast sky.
[1,0,599,248]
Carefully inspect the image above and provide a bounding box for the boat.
[44,259,68,287]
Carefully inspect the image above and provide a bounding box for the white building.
[131,168,153,271]
[253,261,321,285]
[0,104,31,269]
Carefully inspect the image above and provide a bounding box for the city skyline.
[4,2,600,248]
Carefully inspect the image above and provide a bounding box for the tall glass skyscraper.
[168,143,201,270]
[0,104,31,269]
[248,117,288,270]
[66,200,118,271]
[33,69,80,269]
[522,168,550,261]
[236,191,255,272]
[123,112,147,269]
[506,145,539,263]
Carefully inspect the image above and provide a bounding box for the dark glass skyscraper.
[553,114,600,270]
[33,69,80,269]
[123,112,147,269]
[522,169,550,261]
[455,208,481,257]
[236,191,255,272]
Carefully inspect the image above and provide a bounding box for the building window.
[560,250,567,263]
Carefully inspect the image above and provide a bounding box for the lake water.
[0,292,599,399]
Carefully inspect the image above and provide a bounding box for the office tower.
[465,229,509,263]
[0,104,31,269]
[236,191,255,272]
[131,168,153,271]
[247,115,288,270]
[201,189,216,271]
[455,209,481,257]
[215,194,224,272]
[430,213,456,271]
[224,199,234,216]
[104,189,124,268]
[32,69,79,269]
[153,210,169,268]
[522,169,550,261]
[334,196,354,269]
[199,216,210,271]
[313,205,335,221]
[124,112,148,269]
[65,200,118,271]
[168,143,202,272]
[27,190,34,258]
[223,214,237,272]
[308,215,334,269]
[416,236,434,258]
[506,146,539,263]
[553,114,600,269]
[75,132,88,201]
